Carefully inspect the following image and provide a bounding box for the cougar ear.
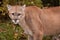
[23,5,26,8]
[7,5,12,10]
[22,5,26,11]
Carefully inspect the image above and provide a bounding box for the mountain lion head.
[7,5,26,24]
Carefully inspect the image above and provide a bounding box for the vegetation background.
[0,0,60,40]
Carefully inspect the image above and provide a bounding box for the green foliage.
[8,0,43,7]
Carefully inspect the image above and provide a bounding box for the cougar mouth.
[12,19,19,24]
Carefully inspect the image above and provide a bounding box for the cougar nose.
[14,19,17,22]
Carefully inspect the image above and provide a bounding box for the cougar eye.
[12,13,14,15]
[18,14,21,16]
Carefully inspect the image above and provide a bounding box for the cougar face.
[7,5,26,24]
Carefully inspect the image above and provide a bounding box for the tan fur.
[7,5,60,40]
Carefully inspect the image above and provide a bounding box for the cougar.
[7,5,60,40]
